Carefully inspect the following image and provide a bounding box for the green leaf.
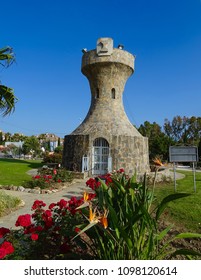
[112,178,126,194]
[99,178,108,191]
[71,221,98,240]
[108,187,113,199]
[157,225,172,241]
[174,232,201,239]
[170,249,201,258]
[156,193,190,220]
[108,205,120,239]
[76,202,89,209]
[128,188,136,203]
[119,227,133,250]
[0,85,17,116]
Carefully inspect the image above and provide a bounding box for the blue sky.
[1,0,201,138]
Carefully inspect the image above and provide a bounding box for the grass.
[0,158,43,186]
[0,158,43,217]
[153,170,201,233]
[0,190,22,217]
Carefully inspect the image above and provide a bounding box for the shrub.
[23,168,73,189]
[0,196,95,259]
[43,152,62,164]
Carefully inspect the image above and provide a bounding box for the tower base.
[63,134,149,177]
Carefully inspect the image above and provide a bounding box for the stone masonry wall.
[110,135,149,175]
[63,135,89,172]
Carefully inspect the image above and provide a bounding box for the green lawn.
[0,158,43,186]
[153,170,201,233]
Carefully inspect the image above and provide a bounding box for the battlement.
[82,38,135,73]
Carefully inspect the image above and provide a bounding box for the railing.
[82,156,89,173]
[82,155,113,174]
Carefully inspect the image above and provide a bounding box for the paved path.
[0,179,89,229]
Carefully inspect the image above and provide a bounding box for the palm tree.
[0,46,17,116]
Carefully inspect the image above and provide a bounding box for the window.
[96,88,99,98]
[111,88,115,99]
[92,138,109,175]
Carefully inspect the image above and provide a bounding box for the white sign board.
[169,146,198,163]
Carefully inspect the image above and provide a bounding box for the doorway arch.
[92,137,109,175]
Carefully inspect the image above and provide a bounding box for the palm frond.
[0,46,15,67]
[0,85,18,116]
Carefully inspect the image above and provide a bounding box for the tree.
[4,132,12,142]
[163,116,201,146]
[138,121,172,160]
[164,116,188,143]
[11,133,26,142]
[54,145,63,154]
[186,116,201,146]
[0,46,18,116]
[22,136,41,158]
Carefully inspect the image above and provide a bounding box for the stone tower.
[63,38,149,176]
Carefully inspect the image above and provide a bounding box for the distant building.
[37,133,63,152]
[5,141,24,148]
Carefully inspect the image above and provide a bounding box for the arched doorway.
[92,138,109,175]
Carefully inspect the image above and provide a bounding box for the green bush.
[42,152,62,164]
[23,168,73,189]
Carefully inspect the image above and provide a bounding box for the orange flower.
[83,191,89,202]
[153,157,164,166]
[100,209,109,229]
[76,192,90,210]
[89,206,99,223]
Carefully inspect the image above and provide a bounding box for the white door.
[92,138,109,175]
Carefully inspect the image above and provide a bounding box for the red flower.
[0,227,10,238]
[74,227,81,233]
[44,217,53,228]
[24,225,35,234]
[118,168,125,173]
[88,193,96,200]
[53,169,57,174]
[49,203,56,210]
[86,178,101,190]
[57,199,68,209]
[58,179,62,183]
[32,200,46,210]
[15,214,32,227]
[40,210,53,228]
[0,241,14,259]
[35,226,43,232]
[34,175,41,179]
[25,225,44,234]
[0,248,6,259]
[31,233,39,241]
[42,210,52,219]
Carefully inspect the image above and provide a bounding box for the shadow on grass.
[0,158,43,169]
